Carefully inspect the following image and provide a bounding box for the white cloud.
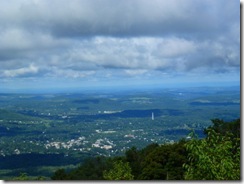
[47,67,96,79]
[2,64,39,77]
[124,69,148,76]
[156,38,196,58]
[68,37,173,71]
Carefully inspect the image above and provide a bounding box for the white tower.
[152,112,154,120]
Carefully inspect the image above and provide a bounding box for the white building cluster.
[44,136,86,150]
[92,138,115,150]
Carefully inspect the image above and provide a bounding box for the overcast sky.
[0,0,240,92]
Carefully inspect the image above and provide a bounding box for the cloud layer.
[0,0,240,91]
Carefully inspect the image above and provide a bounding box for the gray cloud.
[0,0,238,37]
[0,0,240,90]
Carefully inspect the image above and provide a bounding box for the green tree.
[13,173,29,180]
[12,172,47,180]
[125,146,141,179]
[184,129,240,180]
[103,160,134,180]
[125,143,160,179]
[139,140,187,180]
[204,118,240,138]
[51,169,68,180]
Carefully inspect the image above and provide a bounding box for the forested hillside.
[48,118,240,180]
